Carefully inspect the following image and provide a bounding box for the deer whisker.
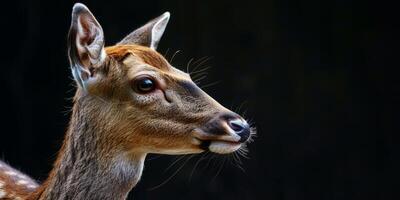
[192,57,212,72]
[188,152,209,183]
[164,155,187,173]
[186,58,194,74]
[210,156,227,183]
[148,154,194,191]
[190,65,212,76]
[169,50,181,64]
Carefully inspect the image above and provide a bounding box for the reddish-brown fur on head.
[106,45,170,71]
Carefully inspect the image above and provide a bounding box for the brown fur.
[106,45,170,71]
[16,44,225,200]
[1,5,251,200]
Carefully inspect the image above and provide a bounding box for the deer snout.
[200,112,250,143]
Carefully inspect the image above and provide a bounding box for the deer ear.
[68,3,106,89]
[118,12,170,50]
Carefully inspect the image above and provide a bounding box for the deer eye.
[134,77,156,93]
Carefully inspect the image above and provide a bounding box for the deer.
[0,3,255,200]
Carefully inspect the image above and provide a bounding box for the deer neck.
[29,96,146,200]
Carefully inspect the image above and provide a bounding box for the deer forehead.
[106,45,169,70]
[106,45,190,81]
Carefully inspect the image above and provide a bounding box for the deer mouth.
[198,139,242,154]
[192,128,243,154]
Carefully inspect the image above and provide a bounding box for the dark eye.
[134,77,156,93]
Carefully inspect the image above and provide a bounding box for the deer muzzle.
[193,112,251,154]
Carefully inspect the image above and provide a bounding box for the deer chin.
[208,140,242,154]
[152,149,203,155]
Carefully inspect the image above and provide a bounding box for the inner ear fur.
[68,3,106,88]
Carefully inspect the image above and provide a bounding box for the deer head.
[67,3,254,158]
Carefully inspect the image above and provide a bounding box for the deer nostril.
[228,118,250,142]
[229,119,245,132]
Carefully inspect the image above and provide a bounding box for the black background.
[0,0,398,199]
